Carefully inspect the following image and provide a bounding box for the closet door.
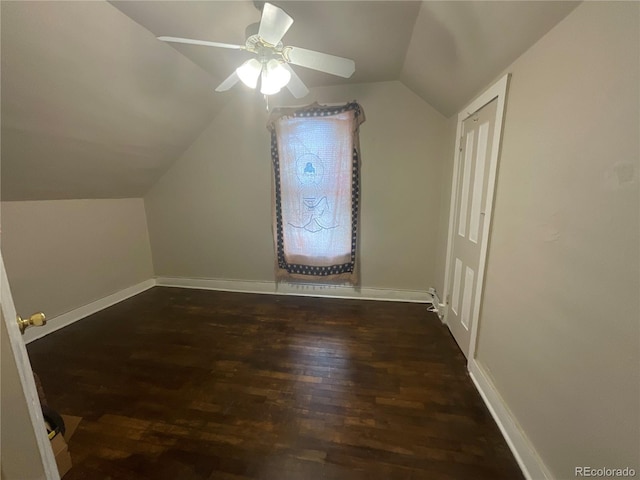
[443,74,509,359]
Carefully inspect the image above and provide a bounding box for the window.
[267,102,365,285]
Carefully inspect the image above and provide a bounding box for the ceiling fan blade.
[258,3,293,46]
[286,46,355,78]
[215,71,240,92]
[282,64,309,99]
[158,36,244,50]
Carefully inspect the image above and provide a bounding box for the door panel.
[458,130,474,238]
[461,265,475,329]
[0,252,59,479]
[469,121,490,244]
[447,98,498,358]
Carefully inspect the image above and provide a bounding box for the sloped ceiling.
[401,1,581,115]
[1,1,579,201]
[1,1,227,201]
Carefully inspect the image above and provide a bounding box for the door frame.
[1,250,60,479]
[442,73,510,363]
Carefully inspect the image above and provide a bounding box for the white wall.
[145,81,448,293]
[1,198,154,340]
[438,2,639,477]
[433,114,457,301]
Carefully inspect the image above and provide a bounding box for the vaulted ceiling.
[1,1,579,201]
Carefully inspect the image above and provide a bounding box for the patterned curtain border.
[267,101,365,284]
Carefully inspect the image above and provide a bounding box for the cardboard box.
[61,415,81,442]
[50,415,81,479]
[50,433,72,478]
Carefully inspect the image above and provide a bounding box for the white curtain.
[267,102,365,284]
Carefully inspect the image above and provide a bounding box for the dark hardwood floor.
[27,287,523,480]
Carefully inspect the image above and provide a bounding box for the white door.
[444,74,509,359]
[0,250,59,479]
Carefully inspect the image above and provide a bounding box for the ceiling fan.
[158,2,356,98]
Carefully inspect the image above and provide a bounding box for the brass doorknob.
[17,312,46,334]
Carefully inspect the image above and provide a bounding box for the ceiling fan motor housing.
[246,35,286,64]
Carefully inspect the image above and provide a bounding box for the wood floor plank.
[27,287,523,479]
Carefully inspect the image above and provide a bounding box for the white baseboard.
[24,276,433,343]
[23,279,156,344]
[469,358,553,480]
[156,276,434,304]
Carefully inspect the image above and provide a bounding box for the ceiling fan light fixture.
[260,59,291,95]
[236,59,262,89]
